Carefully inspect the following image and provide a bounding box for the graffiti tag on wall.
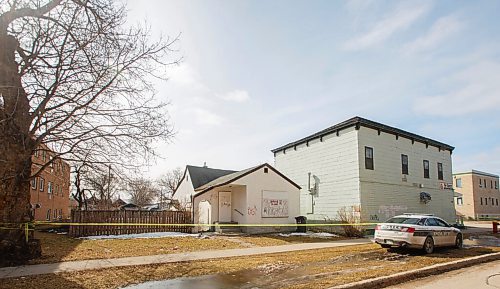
[247,205,257,216]
[262,198,289,218]
[378,205,408,219]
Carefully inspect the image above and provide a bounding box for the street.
[387,260,500,289]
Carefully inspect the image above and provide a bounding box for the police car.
[374,214,462,254]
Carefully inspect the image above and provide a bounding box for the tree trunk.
[0,32,41,266]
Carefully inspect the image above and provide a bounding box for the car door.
[435,218,456,245]
[424,218,445,246]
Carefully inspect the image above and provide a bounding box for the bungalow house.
[173,163,301,233]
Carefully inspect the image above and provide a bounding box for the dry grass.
[4,244,499,289]
[29,232,242,264]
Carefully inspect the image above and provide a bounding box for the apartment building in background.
[30,144,71,221]
[273,116,456,223]
[453,170,500,220]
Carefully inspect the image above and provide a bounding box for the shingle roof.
[194,163,301,197]
[186,165,236,190]
[271,116,454,153]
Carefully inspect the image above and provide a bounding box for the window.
[425,218,438,226]
[423,160,429,179]
[456,197,463,206]
[437,163,443,180]
[46,209,51,221]
[264,167,269,173]
[479,179,482,188]
[401,154,408,175]
[486,198,488,205]
[480,197,483,205]
[59,209,63,218]
[496,181,498,189]
[39,178,44,192]
[42,150,46,162]
[491,180,494,189]
[31,178,37,190]
[365,147,374,170]
[497,199,499,206]
[34,149,39,158]
[48,182,53,194]
[434,218,450,227]
[53,209,57,219]
[456,178,462,188]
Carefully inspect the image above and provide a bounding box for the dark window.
[425,218,438,226]
[365,147,374,170]
[31,178,37,189]
[457,197,463,206]
[486,198,488,205]
[479,179,482,187]
[423,160,429,179]
[385,217,420,224]
[264,167,269,173]
[46,209,51,221]
[39,178,44,192]
[456,178,462,188]
[401,154,408,175]
[496,181,498,189]
[437,163,443,180]
[491,180,493,189]
[435,218,450,227]
[480,197,483,205]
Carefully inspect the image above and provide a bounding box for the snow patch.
[277,232,339,238]
[80,232,199,240]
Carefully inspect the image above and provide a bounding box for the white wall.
[172,170,195,210]
[357,127,455,222]
[274,126,361,221]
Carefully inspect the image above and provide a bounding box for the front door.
[218,191,232,222]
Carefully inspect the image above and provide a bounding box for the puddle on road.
[464,235,500,247]
[122,274,254,289]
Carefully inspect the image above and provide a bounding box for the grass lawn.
[29,231,348,265]
[4,243,499,289]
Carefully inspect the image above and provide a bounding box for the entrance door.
[218,191,232,222]
[198,201,211,232]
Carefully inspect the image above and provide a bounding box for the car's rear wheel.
[455,234,463,248]
[423,236,434,254]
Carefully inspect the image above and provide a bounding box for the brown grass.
[4,243,498,289]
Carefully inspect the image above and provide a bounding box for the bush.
[337,206,365,237]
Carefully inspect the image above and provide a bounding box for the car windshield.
[385,217,421,224]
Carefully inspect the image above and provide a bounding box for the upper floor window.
[496,181,498,189]
[485,198,488,205]
[365,147,374,170]
[401,154,408,175]
[480,197,483,205]
[31,178,37,190]
[456,197,463,206]
[34,149,39,158]
[437,163,443,180]
[39,178,44,192]
[456,178,462,188]
[479,178,483,187]
[491,180,494,189]
[48,182,53,194]
[42,150,46,162]
[46,209,51,221]
[423,160,430,179]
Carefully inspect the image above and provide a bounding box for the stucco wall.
[357,127,455,223]
[274,126,360,221]
[454,172,500,219]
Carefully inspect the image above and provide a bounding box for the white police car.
[374,214,462,254]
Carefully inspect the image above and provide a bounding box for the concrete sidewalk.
[0,238,371,279]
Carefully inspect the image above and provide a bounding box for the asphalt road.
[386,260,500,289]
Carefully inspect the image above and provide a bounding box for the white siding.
[274,126,360,221]
[357,127,455,222]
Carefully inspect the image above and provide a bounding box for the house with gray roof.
[173,163,301,233]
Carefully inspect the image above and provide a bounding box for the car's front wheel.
[423,236,434,254]
[455,234,463,248]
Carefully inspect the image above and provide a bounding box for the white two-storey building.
[273,117,456,223]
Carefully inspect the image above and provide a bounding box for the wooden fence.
[69,210,192,237]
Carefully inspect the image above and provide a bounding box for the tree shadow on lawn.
[28,228,84,265]
[0,273,86,289]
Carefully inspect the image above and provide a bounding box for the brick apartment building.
[453,170,500,220]
[30,144,71,221]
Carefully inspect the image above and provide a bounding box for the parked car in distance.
[373,213,462,254]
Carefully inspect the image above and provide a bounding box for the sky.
[126,0,500,177]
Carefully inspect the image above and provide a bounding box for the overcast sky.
[126,0,500,177]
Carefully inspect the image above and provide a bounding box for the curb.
[329,251,500,289]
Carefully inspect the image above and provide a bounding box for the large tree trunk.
[0,33,41,266]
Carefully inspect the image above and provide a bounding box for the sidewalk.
[0,238,371,279]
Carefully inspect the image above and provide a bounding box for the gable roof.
[194,163,301,197]
[186,165,237,189]
[271,116,454,154]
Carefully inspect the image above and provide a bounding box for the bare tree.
[0,0,177,265]
[72,164,91,211]
[85,166,120,210]
[158,167,183,198]
[127,177,158,207]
